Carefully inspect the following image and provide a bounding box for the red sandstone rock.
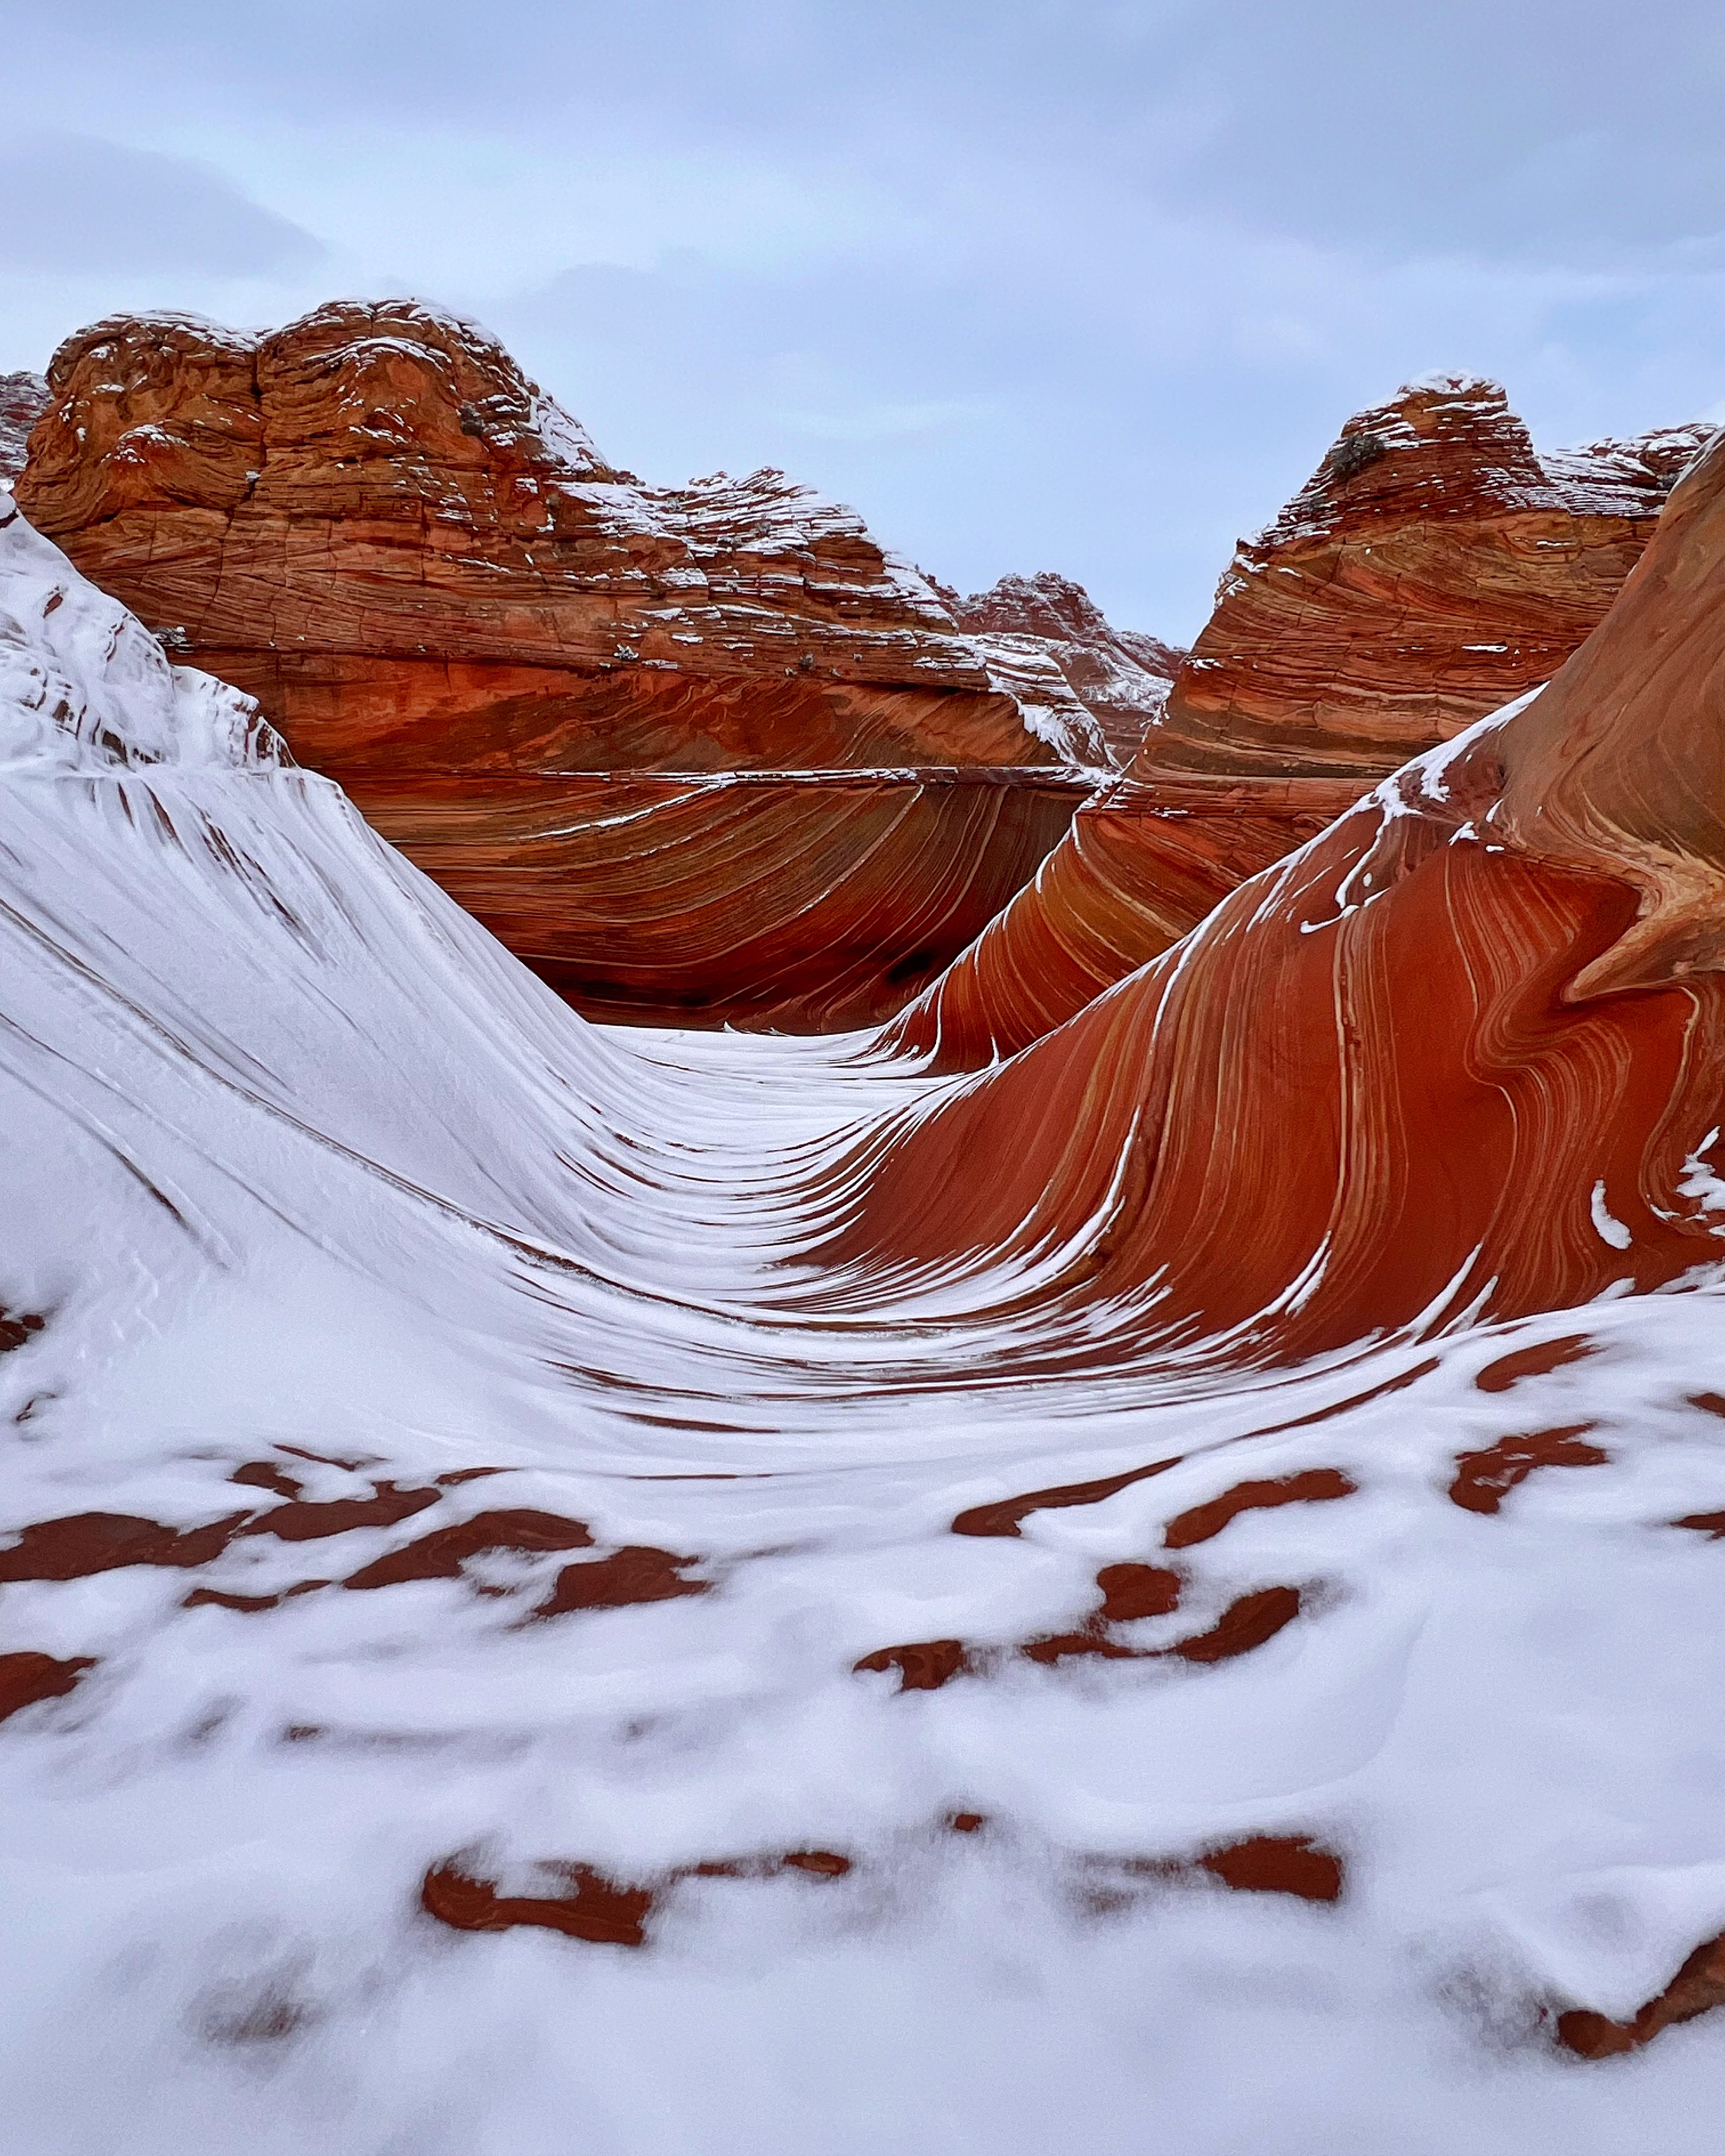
[1558,1930,1725,2058]
[533,1545,707,1617]
[348,765,1086,1028]
[0,371,47,481]
[1157,375,1709,783]
[0,1650,96,1725]
[1473,1334,1596,1392]
[1197,1836,1344,1903]
[18,300,1106,1029]
[1447,1428,1608,1515]
[1162,1471,1355,1550]
[954,571,1185,768]
[835,427,1725,1355]
[853,1639,971,1691]
[889,378,1712,1067]
[22,302,1096,772]
[422,1859,655,1947]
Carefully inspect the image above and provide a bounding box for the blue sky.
[7,0,1725,639]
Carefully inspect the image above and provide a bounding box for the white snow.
[3,515,1725,2153]
[1592,1181,1635,1251]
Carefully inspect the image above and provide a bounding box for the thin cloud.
[0,134,323,278]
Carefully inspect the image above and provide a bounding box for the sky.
[7,1,1725,641]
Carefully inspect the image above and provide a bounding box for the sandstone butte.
[887,375,1714,1067]
[15,301,1173,1030]
[830,422,1725,1359]
[950,569,1186,770]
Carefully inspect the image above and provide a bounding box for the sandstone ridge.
[888,375,1712,1066]
[953,569,1185,768]
[845,423,1725,1353]
[20,300,1108,775]
[19,301,1122,1028]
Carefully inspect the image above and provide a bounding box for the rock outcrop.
[0,371,47,481]
[889,377,1712,1066]
[952,571,1184,768]
[17,301,1103,1028]
[840,422,1725,1356]
[1153,373,1711,783]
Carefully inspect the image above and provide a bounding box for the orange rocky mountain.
[951,570,1185,770]
[18,300,1137,1028]
[889,375,1713,1065]
[844,423,1725,1354]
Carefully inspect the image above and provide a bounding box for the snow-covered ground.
[3,507,1725,2153]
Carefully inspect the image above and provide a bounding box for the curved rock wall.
[840,429,1725,1356]
[346,767,1084,1029]
[889,377,1712,1066]
[17,300,1107,1029]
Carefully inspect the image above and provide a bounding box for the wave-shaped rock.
[849,425,1725,1357]
[16,300,1104,1028]
[346,765,1086,1028]
[890,377,1713,1065]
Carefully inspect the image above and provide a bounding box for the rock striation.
[365,767,1079,1029]
[841,423,1725,1356]
[952,570,1184,768]
[889,377,1713,1066]
[17,300,1104,1028]
[1153,373,1711,783]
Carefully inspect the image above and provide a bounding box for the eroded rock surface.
[843,427,1725,1354]
[954,570,1184,768]
[890,377,1712,1066]
[18,301,1103,1028]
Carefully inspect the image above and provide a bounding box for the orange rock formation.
[0,371,46,480]
[838,426,1725,1354]
[889,377,1712,1066]
[953,571,1185,768]
[18,301,1104,1028]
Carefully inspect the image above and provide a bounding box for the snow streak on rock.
[953,569,1185,769]
[0,373,47,482]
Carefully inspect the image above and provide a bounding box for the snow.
[1677,1131,1725,1227]
[5,514,1725,2151]
[1592,1181,1636,1252]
